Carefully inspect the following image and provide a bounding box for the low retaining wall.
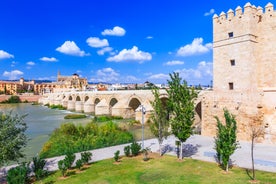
[0,95,41,102]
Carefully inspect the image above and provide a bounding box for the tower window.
[229,82,234,90]
[230,59,235,66]
[228,32,234,38]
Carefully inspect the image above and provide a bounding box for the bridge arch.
[76,96,81,101]
[109,97,118,114]
[94,98,100,105]
[84,96,89,102]
[69,95,73,101]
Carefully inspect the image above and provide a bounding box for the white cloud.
[177,38,212,56]
[26,61,35,69]
[56,41,89,56]
[0,50,14,60]
[101,26,126,36]
[146,36,153,39]
[91,67,120,82]
[97,47,113,55]
[86,37,109,48]
[11,61,17,67]
[3,70,24,80]
[204,9,215,16]
[148,73,169,80]
[175,61,213,84]
[164,60,184,66]
[107,46,152,63]
[40,57,58,62]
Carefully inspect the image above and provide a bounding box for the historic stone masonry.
[39,90,168,123]
[201,2,276,143]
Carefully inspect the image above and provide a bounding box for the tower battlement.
[213,2,274,24]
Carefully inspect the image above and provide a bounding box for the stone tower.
[201,2,276,143]
[213,2,275,92]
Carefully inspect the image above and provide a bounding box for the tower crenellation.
[213,2,274,24]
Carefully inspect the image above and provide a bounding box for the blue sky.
[0,0,270,85]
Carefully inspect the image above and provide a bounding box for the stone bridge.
[39,89,204,126]
[39,90,169,121]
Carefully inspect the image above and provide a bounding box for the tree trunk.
[159,142,162,156]
[251,137,255,180]
[180,142,183,159]
[226,162,229,172]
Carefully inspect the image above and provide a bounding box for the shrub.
[64,114,87,119]
[7,162,30,184]
[40,121,133,158]
[32,156,47,180]
[58,160,67,177]
[114,150,120,162]
[130,142,141,156]
[75,159,83,170]
[94,115,112,122]
[49,104,66,110]
[81,151,92,165]
[64,151,76,169]
[124,145,131,157]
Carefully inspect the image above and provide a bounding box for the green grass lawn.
[38,153,276,184]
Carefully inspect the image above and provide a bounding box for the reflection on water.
[0,103,93,162]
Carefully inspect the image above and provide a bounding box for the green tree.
[0,111,28,166]
[167,72,198,159]
[149,87,170,156]
[214,109,239,172]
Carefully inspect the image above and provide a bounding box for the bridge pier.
[67,101,75,111]
[75,101,83,112]
[84,103,95,114]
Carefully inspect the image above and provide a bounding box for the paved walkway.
[1,135,276,181]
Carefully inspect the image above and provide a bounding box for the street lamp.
[139,104,146,150]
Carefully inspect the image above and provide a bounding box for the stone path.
[1,135,276,181]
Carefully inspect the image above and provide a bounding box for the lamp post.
[139,104,146,150]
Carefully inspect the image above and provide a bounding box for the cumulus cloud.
[175,61,213,84]
[148,73,169,80]
[177,38,212,56]
[3,70,24,80]
[101,26,126,36]
[86,37,109,48]
[204,9,215,16]
[146,36,153,39]
[164,60,184,66]
[56,41,89,56]
[27,61,35,66]
[0,50,14,60]
[107,46,152,63]
[97,47,113,55]
[40,57,58,62]
[91,68,120,83]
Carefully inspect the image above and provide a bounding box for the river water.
[0,103,92,163]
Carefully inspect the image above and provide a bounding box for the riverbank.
[0,94,41,102]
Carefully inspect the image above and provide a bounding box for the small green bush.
[75,159,83,170]
[58,160,67,177]
[64,151,76,169]
[64,114,87,119]
[81,151,92,165]
[114,150,120,162]
[94,115,112,122]
[7,162,30,184]
[32,156,47,181]
[130,142,141,156]
[49,104,66,110]
[124,145,131,157]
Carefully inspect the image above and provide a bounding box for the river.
[0,103,93,163]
